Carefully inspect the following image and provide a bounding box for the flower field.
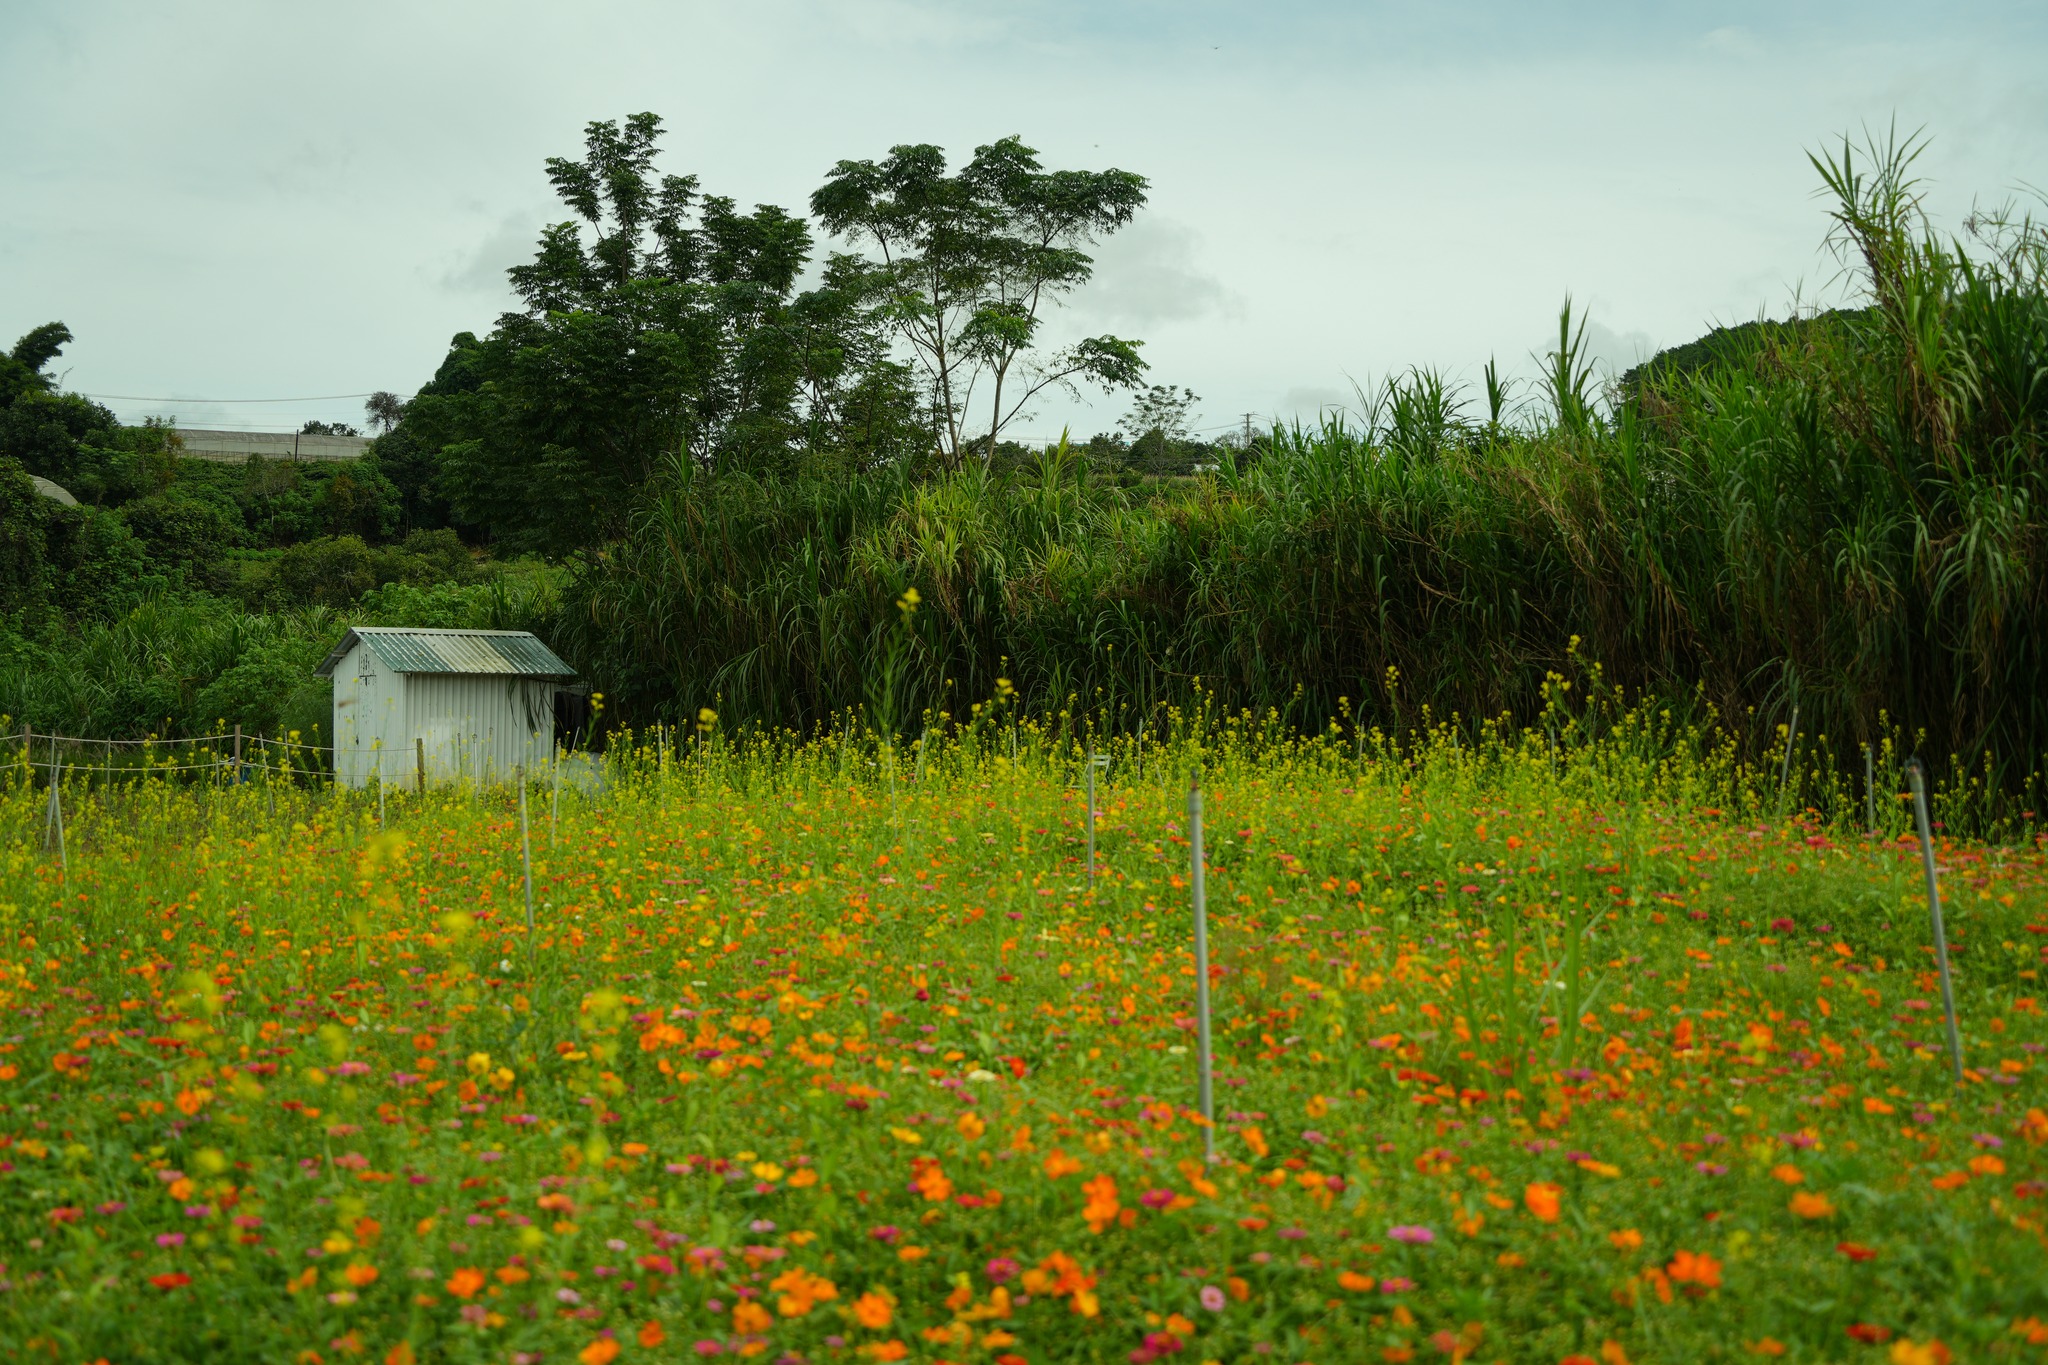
[2,717,2046,1364]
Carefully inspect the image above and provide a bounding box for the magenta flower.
[1388,1224,1434,1244]
[985,1257,1020,1285]
[1200,1285,1227,1312]
[155,1232,185,1248]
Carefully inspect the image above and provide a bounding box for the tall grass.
[564,132,2045,805]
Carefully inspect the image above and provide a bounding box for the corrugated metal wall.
[331,645,559,790]
[406,673,557,788]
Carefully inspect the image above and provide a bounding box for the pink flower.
[985,1257,1020,1285]
[1200,1285,1227,1312]
[1140,1188,1176,1209]
[1388,1224,1434,1244]
[155,1232,186,1248]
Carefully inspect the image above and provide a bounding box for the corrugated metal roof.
[315,627,576,680]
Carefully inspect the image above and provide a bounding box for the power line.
[76,390,411,404]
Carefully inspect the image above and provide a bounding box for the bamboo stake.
[1905,760,1964,1085]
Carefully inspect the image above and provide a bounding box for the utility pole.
[1240,413,1255,449]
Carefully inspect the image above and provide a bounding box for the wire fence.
[8,725,321,778]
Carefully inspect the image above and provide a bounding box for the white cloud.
[1073,215,1244,329]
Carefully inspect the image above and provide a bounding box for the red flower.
[1836,1241,1879,1262]
[150,1272,193,1291]
[1846,1323,1893,1344]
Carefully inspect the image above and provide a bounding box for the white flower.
[499,959,512,972]
[966,1069,997,1083]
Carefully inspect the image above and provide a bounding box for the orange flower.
[1864,1096,1896,1115]
[495,1265,530,1285]
[343,1263,380,1288]
[445,1267,485,1299]
[911,1158,953,1203]
[578,1340,621,1365]
[733,1300,773,1335]
[384,1343,415,1365]
[769,1267,838,1317]
[1930,1170,1970,1191]
[1524,1181,1563,1223]
[1887,1340,1952,1365]
[1041,1150,1082,1179]
[852,1291,895,1330]
[1770,1164,1804,1185]
[173,1088,213,1116]
[1748,1342,1787,1358]
[1338,1271,1376,1292]
[859,1343,908,1362]
[1608,1229,1643,1252]
[637,1321,667,1349]
[1667,1250,1722,1289]
[1968,1154,2006,1177]
[1788,1192,1835,1219]
[1081,1174,1121,1233]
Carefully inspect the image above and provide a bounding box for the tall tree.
[431,114,830,554]
[812,137,1150,467]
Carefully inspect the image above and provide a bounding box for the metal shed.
[314,627,578,790]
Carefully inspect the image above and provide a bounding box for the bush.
[121,491,241,575]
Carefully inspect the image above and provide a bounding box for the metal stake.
[1777,703,1800,812]
[1905,759,1964,1085]
[1863,744,1875,833]
[1189,768,1215,1162]
[518,765,536,949]
[1085,752,1095,891]
[45,756,67,885]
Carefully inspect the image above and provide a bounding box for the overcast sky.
[4,1,2044,441]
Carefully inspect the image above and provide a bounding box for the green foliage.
[0,456,52,618]
[559,133,2048,794]
[813,136,1150,466]
[119,490,242,577]
[425,114,899,555]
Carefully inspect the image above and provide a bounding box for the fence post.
[1905,759,1965,1085]
[415,738,426,795]
[1189,767,1215,1163]
[1863,744,1875,833]
[233,724,242,787]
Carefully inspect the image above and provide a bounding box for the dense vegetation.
[3,126,2044,814]
[2,713,2045,1361]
